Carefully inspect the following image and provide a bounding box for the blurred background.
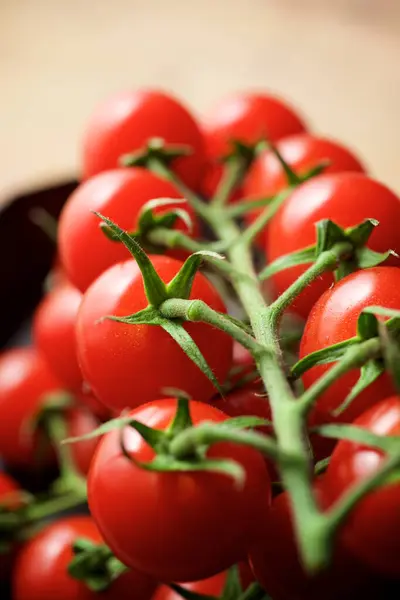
[1,0,400,196]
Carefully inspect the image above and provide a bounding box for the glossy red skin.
[244,134,365,244]
[59,168,197,292]
[66,407,100,476]
[81,90,206,189]
[324,397,400,577]
[13,516,156,600]
[213,385,270,428]
[152,563,254,599]
[267,173,400,320]
[249,480,387,600]
[203,92,306,161]
[88,399,271,582]
[0,348,62,469]
[0,472,22,581]
[300,267,399,425]
[77,257,233,412]
[34,283,83,391]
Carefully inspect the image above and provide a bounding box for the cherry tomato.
[300,267,399,425]
[34,283,83,391]
[88,399,271,582]
[243,134,366,243]
[324,397,400,577]
[81,90,206,189]
[213,385,270,430]
[245,134,365,199]
[13,516,156,600]
[0,347,99,474]
[203,92,306,161]
[152,562,254,599]
[0,472,22,581]
[267,173,400,320]
[59,168,196,292]
[201,92,306,202]
[249,479,388,600]
[77,257,233,412]
[0,348,61,469]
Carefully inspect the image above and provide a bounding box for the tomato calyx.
[120,136,193,171]
[260,218,396,282]
[68,537,128,592]
[167,564,268,600]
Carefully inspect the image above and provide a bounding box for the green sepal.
[167,397,194,435]
[221,564,243,599]
[161,318,223,395]
[95,213,168,306]
[104,306,161,326]
[129,420,167,451]
[167,251,225,300]
[138,197,193,234]
[300,160,331,182]
[221,416,272,429]
[259,246,315,281]
[314,457,331,475]
[357,311,379,340]
[291,337,359,379]
[221,139,262,169]
[355,247,395,269]
[312,423,400,454]
[120,137,192,168]
[379,320,400,394]
[266,140,301,186]
[62,415,139,445]
[332,360,384,417]
[124,452,246,488]
[315,219,347,255]
[68,538,128,592]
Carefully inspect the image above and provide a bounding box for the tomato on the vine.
[203,92,306,160]
[213,385,270,432]
[34,283,83,391]
[76,257,233,412]
[243,134,366,243]
[300,267,400,425]
[324,396,400,577]
[88,399,271,582]
[249,478,387,600]
[0,347,99,474]
[153,562,254,599]
[13,516,156,600]
[59,168,196,292]
[81,89,206,188]
[267,173,400,319]
[201,92,306,201]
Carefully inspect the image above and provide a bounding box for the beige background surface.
[1,0,400,196]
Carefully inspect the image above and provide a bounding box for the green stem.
[211,157,246,207]
[239,188,292,246]
[169,422,283,462]
[226,196,273,219]
[148,158,209,220]
[298,337,382,415]
[268,242,353,321]
[159,298,261,354]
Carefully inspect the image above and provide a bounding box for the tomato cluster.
[1,87,400,600]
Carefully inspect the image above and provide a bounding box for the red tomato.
[244,135,365,244]
[81,90,206,189]
[59,168,197,292]
[245,134,365,199]
[213,385,270,429]
[249,479,387,600]
[300,267,399,425]
[0,347,99,474]
[203,92,306,161]
[201,92,306,202]
[13,516,156,600]
[324,397,400,577]
[0,472,22,581]
[88,399,271,582]
[34,283,83,391]
[152,562,254,599]
[76,257,233,412]
[267,173,400,319]
[0,348,62,469]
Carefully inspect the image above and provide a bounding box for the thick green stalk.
[206,206,328,570]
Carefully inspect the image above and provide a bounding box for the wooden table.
[1,0,400,196]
